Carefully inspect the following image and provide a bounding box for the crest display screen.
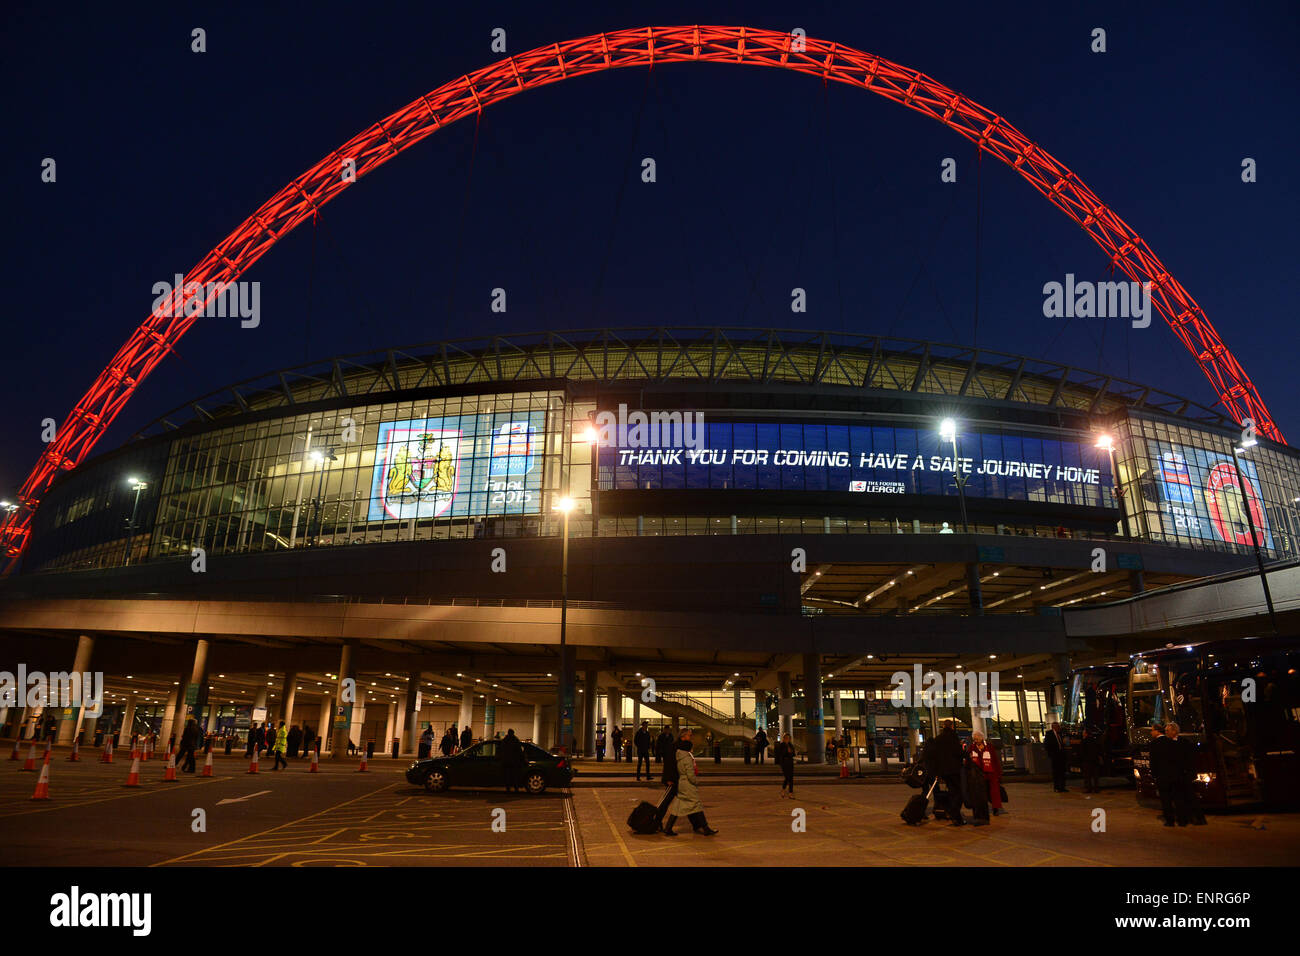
[367,411,546,521]
[1146,443,1274,548]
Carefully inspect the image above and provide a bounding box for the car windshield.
[466,742,497,758]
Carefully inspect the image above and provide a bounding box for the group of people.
[419,724,474,759]
[245,720,315,765]
[918,720,1005,826]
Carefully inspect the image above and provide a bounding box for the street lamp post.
[124,477,148,566]
[1095,435,1132,538]
[554,496,575,754]
[1231,441,1277,635]
[939,418,969,533]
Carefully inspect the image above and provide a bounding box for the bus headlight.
[1195,772,1214,785]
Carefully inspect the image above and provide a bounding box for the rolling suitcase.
[627,787,674,834]
[901,778,938,826]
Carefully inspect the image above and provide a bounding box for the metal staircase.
[645,692,755,741]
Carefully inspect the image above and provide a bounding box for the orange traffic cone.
[9,738,21,761]
[840,760,850,779]
[123,749,141,787]
[201,748,213,777]
[357,751,368,773]
[101,737,113,763]
[31,752,51,800]
[307,747,319,773]
[247,750,259,774]
[22,742,36,771]
[67,738,80,762]
[162,747,178,781]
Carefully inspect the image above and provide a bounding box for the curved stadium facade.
[24,328,1300,593]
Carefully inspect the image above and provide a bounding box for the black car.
[405,740,576,794]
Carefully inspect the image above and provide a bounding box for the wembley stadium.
[2,327,1298,759]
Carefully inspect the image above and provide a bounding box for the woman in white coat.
[662,729,719,837]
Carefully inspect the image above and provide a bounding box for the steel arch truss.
[1,24,1282,569]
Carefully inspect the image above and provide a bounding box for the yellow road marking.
[590,789,637,867]
[152,781,397,866]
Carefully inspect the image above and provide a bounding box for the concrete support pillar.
[632,695,640,729]
[329,640,355,759]
[777,671,793,738]
[1016,688,1031,739]
[400,674,419,754]
[82,713,99,743]
[120,694,137,746]
[278,672,298,726]
[582,670,597,756]
[459,689,473,738]
[157,685,181,749]
[967,563,984,615]
[253,686,268,713]
[606,687,621,751]
[802,654,825,764]
[833,689,844,737]
[484,694,496,740]
[56,634,96,745]
[206,706,219,735]
[180,638,210,725]
[532,704,542,745]
[733,689,742,718]
[383,702,396,751]
[317,695,333,752]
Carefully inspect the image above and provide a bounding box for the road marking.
[590,788,636,867]
[152,781,398,866]
[0,775,225,818]
[216,789,272,805]
[562,790,587,867]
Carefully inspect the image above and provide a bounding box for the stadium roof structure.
[136,327,1234,437]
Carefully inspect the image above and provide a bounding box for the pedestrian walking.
[418,726,433,760]
[929,720,966,825]
[501,728,526,792]
[177,717,200,773]
[774,732,796,798]
[1044,721,1070,792]
[287,723,303,759]
[611,725,624,762]
[754,727,769,764]
[633,720,652,781]
[272,721,289,770]
[655,727,673,766]
[661,729,718,837]
[963,732,991,825]
[460,725,472,751]
[968,732,1004,815]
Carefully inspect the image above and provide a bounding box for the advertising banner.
[1146,444,1273,549]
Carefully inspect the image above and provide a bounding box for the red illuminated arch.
[1,25,1283,568]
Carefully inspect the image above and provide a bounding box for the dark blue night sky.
[3,0,1297,499]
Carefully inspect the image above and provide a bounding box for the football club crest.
[1204,461,1265,547]
[379,427,461,519]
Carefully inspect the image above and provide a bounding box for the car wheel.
[424,770,449,793]
[525,771,547,794]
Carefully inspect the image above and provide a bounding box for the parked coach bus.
[1059,663,1133,777]
[1126,636,1300,810]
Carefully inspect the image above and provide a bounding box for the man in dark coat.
[287,724,303,759]
[177,717,201,773]
[1044,721,1069,792]
[633,721,653,781]
[500,728,526,792]
[655,727,674,767]
[459,725,472,751]
[611,725,624,762]
[928,721,966,825]
[1149,722,1181,825]
[754,727,769,764]
[302,724,315,756]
